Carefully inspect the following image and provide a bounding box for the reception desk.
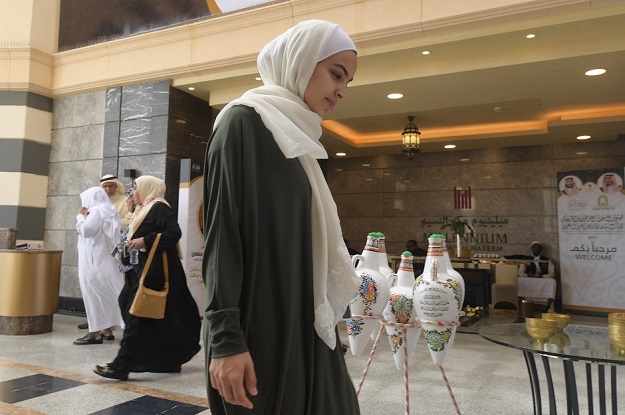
[0,249,62,335]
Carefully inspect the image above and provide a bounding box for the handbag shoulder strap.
[141,233,162,279]
[162,251,169,286]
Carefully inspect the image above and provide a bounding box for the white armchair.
[491,263,519,309]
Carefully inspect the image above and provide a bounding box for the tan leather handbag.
[129,233,169,319]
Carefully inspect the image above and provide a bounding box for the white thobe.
[76,210,125,332]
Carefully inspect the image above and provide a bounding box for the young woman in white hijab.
[203,20,360,414]
[74,186,124,345]
[94,175,201,380]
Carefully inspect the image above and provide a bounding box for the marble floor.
[0,311,621,414]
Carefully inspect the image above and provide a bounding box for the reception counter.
[0,249,62,335]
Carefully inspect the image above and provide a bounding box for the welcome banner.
[178,159,206,316]
[557,167,625,311]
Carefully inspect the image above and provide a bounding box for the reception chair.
[491,263,519,309]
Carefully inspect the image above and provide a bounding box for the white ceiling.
[175,5,625,158]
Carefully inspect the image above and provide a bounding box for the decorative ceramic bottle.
[377,232,397,286]
[440,235,466,348]
[346,232,391,356]
[413,234,464,365]
[382,251,421,370]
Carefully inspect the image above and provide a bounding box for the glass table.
[480,323,624,415]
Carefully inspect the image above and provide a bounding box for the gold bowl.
[608,312,625,326]
[541,313,570,331]
[608,314,625,354]
[525,318,558,343]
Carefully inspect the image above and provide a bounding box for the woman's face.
[132,182,142,206]
[304,50,357,118]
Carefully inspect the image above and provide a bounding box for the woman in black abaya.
[95,175,201,380]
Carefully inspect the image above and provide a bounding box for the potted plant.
[439,216,475,258]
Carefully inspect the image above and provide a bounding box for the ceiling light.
[494,106,503,112]
[401,116,421,160]
[577,135,591,140]
[484,176,492,179]
[362,163,371,167]
[336,152,346,157]
[365,178,373,181]
[459,158,469,162]
[576,152,588,155]
[422,50,431,55]
[383,172,391,176]
[585,69,606,76]
[388,93,403,99]
[444,144,456,149]
[526,34,536,39]
[188,87,195,91]
[255,76,262,81]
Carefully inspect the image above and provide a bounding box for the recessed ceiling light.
[335,168,343,172]
[577,135,591,140]
[585,69,606,76]
[444,144,456,149]
[362,163,371,167]
[576,151,588,155]
[335,152,346,157]
[387,93,403,99]
[255,76,262,81]
[484,176,492,179]
[494,106,503,112]
[459,158,469,162]
[526,34,536,39]
[188,87,195,91]
[422,50,431,55]
[383,172,391,176]
[403,180,411,183]
[365,178,373,181]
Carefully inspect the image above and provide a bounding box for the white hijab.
[128,176,169,239]
[214,20,360,349]
[80,187,120,244]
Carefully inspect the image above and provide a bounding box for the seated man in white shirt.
[518,241,555,278]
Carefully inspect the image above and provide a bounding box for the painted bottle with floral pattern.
[413,234,464,365]
[382,251,421,370]
[346,232,391,356]
[377,232,397,286]
[441,235,466,348]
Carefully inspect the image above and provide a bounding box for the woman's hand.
[209,352,258,409]
[127,237,146,251]
[78,206,88,215]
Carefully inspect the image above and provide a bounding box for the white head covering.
[213,20,359,349]
[128,176,169,239]
[80,187,120,244]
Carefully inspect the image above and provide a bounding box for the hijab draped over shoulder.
[214,19,360,349]
[128,176,170,239]
[80,187,120,244]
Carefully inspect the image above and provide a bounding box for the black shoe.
[73,333,103,345]
[94,364,129,380]
[78,322,88,329]
[102,334,115,341]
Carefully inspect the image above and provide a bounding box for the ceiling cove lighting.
[401,116,421,160]
[388,93,403,99]
[585,69,606,76]
[577,135,591,140]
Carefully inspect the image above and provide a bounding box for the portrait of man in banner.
[598,172,623,195]
[559,175,583,196]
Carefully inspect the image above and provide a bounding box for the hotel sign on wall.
[421,216,509,255]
